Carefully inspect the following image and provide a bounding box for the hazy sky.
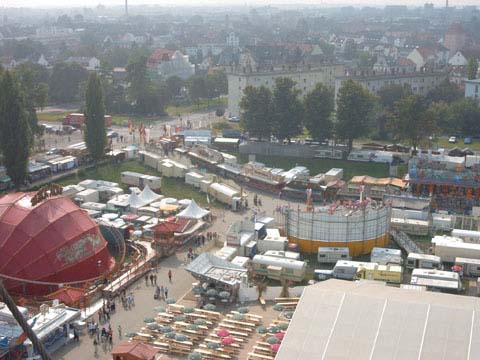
[1,0,478,8]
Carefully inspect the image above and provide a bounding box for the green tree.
[448,98,480,136]
[166,75,185,101]
[467,57,479,80]
[425,79,462,104]
[272,77,304,142]
[303,83,334,141]
[336,80,375,152]
[84,73,106,161]
[390,95,436,153]
[239,86,274,140]
[376,84,412,139]
[189,76,207,108]
[0,71,31,188]
[14,62,49,111]
[343,39,357,60]
[49,62,88,103]
[428,101,452,134]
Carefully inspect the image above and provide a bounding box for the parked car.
[62,125,77,134]
[228,116,240,123]
[449,136,457,144]
[464,137,473,145]
[46,148,59,155]
[107,131,119,139]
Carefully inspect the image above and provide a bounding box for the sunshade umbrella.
[266,336,280,344]
[268,326,280,334]
[161,325,173,333]
[125,332,137,338]
[216,328,230,338]
[193,286,202,293]
[166,297,177,304]
[147,323,161,331]
[194,319,206,326]
[278,322,289,331]
[233,314,245,321]
[175,315,186,322]
[165,332,177,339]
[284,311,294,319]
[204,303,216,311]
[144,317,155,323]
[184,306,195,313]
[187,324,199,331]
[219,291,230,299]
[188,352,203,360]
[206,289,218,297]
[275,332,285,340]
[175,334,188,341]
[237,306,249,314]
[222,336,236,345]
[207,342,220,349]
[271,343,281,353]
[155,306,166,313]
[273,304,284,311]
[256,326,267,334]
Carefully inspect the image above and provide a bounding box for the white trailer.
[451,229,480,244]
[455,257,480,277]
[230,256,250,268]
[370,247,402,265]
[75,189,99,203]
[257,235,288,253]
[185,172,204,188]
[410,268,462,292]
[208,182,240,206]
[263,250,301,261]
[432,237,480,263]
[332,261,377,281]
[317,247,351,263]
[215,246,238,261]
[406,253,442,270]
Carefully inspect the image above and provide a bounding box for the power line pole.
[0,280,52,360]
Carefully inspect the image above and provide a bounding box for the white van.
[406,253,442,270]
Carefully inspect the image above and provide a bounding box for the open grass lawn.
[230,152,389,179]
[166,97,226,117]
[435,137,480,151]
[56,160,221,208]
[37,111,69,123]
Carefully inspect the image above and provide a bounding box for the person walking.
[153,274,157,285]
[93,338,98,356]
[164,286,168,299]
[168,269,172,283]
[117,325,122,339]
[150,273,154,286]
[160,285,164,300]
[145,274,149,286]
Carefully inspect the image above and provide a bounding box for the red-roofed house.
[449,47,480,68]
[111,341,158,360]
[444,22,467,55]
[153,217,205,253]
[147,49,195,79]
[45,286,87,308]
[407,45,449,71]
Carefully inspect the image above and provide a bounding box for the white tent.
[128,191,145,208]
[139,184,161,204]
[177,199,210,220]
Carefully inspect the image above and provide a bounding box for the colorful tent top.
[177,199,210,220]
[45,286,87,307]
[0,193,115,296]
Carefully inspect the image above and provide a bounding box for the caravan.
[406,253,442,270]
[317,247,351,263]
[370,247,402,265]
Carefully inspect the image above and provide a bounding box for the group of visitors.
[91,323,114,355]
[120,290,135,310]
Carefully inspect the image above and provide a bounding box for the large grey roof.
[277,279,480,360]
[185,253,246,286]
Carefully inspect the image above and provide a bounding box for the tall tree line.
[239,77,480,153]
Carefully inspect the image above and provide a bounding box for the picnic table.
[231,311,263,320]
[226,313,262,325]
[248,352,275,360]
[195,348,231,360]
[214,327,249,338]
[222,318,256,328]
[219,322,253,333]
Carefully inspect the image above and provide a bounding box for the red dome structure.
[0,192,115,296]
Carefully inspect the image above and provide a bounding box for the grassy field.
[56,161,220,208]
[37,111,69,123]
[230,152,390,179]
[166,98,226,117]
[435,137,480,151]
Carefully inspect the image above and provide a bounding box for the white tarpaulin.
[177,199,210,220]
[139,184,161,203]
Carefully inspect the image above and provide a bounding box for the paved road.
[38,111,218,153]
